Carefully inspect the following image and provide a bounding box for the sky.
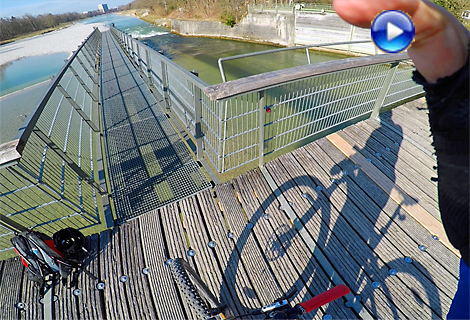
[0,0,133,18]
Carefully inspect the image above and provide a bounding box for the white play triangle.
[387,22,404,41]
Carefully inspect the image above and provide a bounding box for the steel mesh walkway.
[100,31,211,223]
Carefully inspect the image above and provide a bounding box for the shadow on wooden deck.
[0,99,459,320]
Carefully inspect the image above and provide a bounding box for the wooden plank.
[178,196,241,317]
[21,259,43,320]
[215,182,283,306]
[391,103,432,131]
[238,169,358,320]
[139,209,188,320]
[326,132,458,257]
[294,144,454,315]
[279,149,441,318]
[346,122,437,194]
[99,228,131,320]
[358,119,437,178]
[76,234,104,320]
[159,203,196,319]
[232,173,318,320]
[379,111,435,154]
[54,262,77,320]
[0,258,24,320]
[397,100,431,128]
[196,189,257,317]
[338,125,440,218]
[119,221,157,320]
[314,138,459,278]
[265,157,407,319]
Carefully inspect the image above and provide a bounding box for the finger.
[332,0,421,28]
[333,0,448,42]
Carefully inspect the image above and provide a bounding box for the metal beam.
[0,214,28,233]
[56,84,100,132]
[69,65,98,102]
[33,127,107,195]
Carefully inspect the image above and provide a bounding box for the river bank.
[0,21,106,66]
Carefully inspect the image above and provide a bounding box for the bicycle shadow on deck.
[219,116,444,319]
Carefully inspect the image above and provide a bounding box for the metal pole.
[145,48,153,86]
[194,87,203,161]
[161,61,171,111]
[136,42,142,71]
[370,62,399,118]
[0,214,28,233]
[258,90,265,168]
[348,26,355,52]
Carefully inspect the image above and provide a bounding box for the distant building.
[98,4,109,13]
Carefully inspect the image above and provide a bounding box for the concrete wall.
[295,11,376,55]
[171,11,376,55]
[171,12,295,47]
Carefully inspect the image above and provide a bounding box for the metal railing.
[0,28,104,254]
[110,27,423,176]
[218,40,373,82]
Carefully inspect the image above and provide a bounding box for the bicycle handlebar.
[296,285,350,314]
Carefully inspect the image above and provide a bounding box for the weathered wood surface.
[0,99,459,320]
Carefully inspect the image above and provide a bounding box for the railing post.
[145,48,153,86]
[258,90,265,168]
[194,87,203,161]
[161,60,171,110]
[136,42,142,71]
[348,25,355,52]
[371,62,399,118]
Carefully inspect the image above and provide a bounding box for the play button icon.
[371,10,415,53]
[387,22,404,41]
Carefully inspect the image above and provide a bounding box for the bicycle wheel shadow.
[219,116,444,319]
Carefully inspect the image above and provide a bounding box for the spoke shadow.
[219,116,444,318]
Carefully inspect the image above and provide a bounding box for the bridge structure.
[0,27,459,319]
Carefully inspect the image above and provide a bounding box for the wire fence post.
[371,62,399,118]
[194,87,203,161]
[258,90,266,168]
[145,48,153,86]
[136,42,142,71]
[161,60,171,111]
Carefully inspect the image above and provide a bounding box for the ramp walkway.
[100,31,212,223]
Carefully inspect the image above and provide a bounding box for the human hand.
[333,0,469,83]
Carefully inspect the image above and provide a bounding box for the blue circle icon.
[371,10,415,53]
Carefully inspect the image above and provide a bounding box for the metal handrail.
[0,28,101,163]
[110,26,422,174]
[217,40,373,82]
[210,52,409,100]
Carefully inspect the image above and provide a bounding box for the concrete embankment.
[171,12,295,47]
[168,11,375,55]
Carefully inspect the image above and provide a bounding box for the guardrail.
[218,40,373,82]
[110,26,423,175]
[0,28,104,254]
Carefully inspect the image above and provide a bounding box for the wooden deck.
[0,99,459,320]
